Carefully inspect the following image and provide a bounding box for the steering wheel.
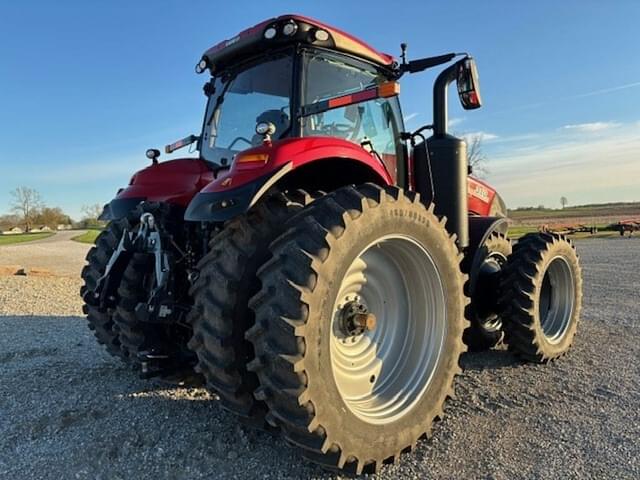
[322,123,356,138]
[226,136,253,150]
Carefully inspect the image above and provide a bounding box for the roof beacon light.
[264,26,277,40]
[282,20,298,36]
[314,29,329,42]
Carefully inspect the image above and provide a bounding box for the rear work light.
[195,59,208,74]
[314,29,329,42]
[282,20,298,36]
[235,152,269,169]
[264,26,277,39]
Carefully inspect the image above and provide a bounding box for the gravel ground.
[0,237,639,479]
[0,230,90,277]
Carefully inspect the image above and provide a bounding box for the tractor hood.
[100,158,216,221]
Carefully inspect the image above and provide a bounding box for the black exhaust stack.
[426,61,469,249]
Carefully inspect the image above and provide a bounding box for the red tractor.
[81,15,582,474]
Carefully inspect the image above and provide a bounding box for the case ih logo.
[469,182,490,202]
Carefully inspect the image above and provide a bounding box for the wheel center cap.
[340,301,377,336]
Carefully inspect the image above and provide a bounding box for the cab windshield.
[200,53,293,166]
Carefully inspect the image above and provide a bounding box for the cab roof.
[200,14,396,73]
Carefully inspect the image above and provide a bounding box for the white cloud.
[404,112,420,122]
[561,121,621,132]
[448,117,465,128]
[486,121,640,207]
[569,81,640,100]
[462,131,499,141]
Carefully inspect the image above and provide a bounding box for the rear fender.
[100,158,215,221]
[468,176,499,216]
[463,216,509,293]
[185,137,392,222]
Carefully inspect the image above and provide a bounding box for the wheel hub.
[339,301,377,337]
[330,235,447,425]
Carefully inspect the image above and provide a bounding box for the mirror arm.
[403,52,457,74]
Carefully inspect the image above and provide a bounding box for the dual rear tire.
[192,184,469,474]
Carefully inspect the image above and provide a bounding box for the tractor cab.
[187,15,406,180]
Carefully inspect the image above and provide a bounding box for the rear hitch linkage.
[90,213,177,323]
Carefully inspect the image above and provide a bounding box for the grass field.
[71,230,101,244]
[507,223,624,240]
[0,232,54,246]
[508,201,640,226]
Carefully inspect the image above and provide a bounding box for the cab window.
[301,51,404,178]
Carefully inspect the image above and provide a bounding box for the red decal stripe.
[327,87,377,109]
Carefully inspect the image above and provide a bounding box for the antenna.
[400,43,408,66]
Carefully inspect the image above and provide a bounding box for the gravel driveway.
[0,237,638,479]
[0,230,90,277]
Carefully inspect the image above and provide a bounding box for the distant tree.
[33,207,73,229]
[537,204,545,210]
[10,186,43,232]
[465,134,489,178]
[560,196,568,209]
[80,203,105,228]
[0,214,21,232]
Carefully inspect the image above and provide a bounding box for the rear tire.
[500,232,582,362]
[187,191,315,427]
[246,184,468,474]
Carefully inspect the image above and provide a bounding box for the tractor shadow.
[459,346,522,372]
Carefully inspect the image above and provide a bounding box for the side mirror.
[456,57,482,110]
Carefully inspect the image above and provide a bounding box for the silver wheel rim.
[330,235,447,425]
[539,255,575,343]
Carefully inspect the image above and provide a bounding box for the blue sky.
[1,1,639,219]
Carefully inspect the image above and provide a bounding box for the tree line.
[0,186,104,232]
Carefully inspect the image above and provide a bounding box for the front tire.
[500,232,582,362]
[246,184,468,474]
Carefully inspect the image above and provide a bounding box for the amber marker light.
[378,81,400,98]
[236,152,269,169]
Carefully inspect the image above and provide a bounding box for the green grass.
[507,225,539,239]
[72,229,102,244]
[0,232,54,245]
